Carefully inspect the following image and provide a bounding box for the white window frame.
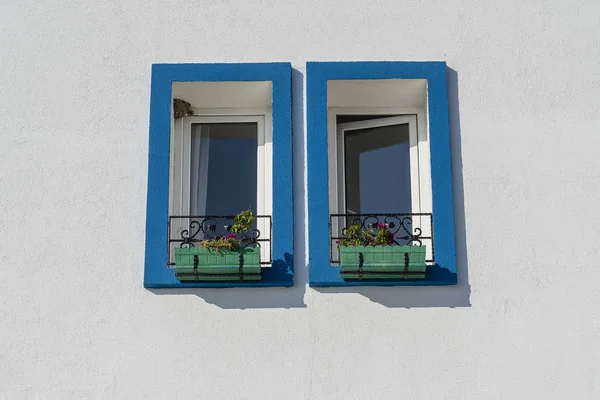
[327,107,433,260]
[169,108,273,264]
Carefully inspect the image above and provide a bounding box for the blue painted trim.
[306,61,457,287]
[144,63,294,288]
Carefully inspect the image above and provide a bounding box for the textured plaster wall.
[1,1,600,399]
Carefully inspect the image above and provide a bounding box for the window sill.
[309,265,457,287]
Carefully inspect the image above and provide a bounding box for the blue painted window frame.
[144,63,294,288]
[306,61,457,286]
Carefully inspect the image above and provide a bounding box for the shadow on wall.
[312,66,471,308]
[148,69,309,310]
[150,252,308,309]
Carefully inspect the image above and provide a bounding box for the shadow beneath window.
[149,252,307,309]
[313,66,471,308]
[149,287,307,309]
[149,69,309,309]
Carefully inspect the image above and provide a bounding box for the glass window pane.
[190,123,257,216]
[344,123,411,214]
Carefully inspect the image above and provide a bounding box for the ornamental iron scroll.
[168,215,272,266]
[329,213,434,264]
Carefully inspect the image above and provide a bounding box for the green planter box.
[174,247,261,281]
[339,245,427,280]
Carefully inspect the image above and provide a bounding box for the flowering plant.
[337,222,395,248]
[200,209,255,253]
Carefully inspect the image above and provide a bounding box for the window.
[328,112,434,265]
[307,62,457,286]
[144,63,293,288]
[169,114,272,266]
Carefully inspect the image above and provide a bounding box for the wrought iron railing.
[329,213,434,264]
[168,215,272,267]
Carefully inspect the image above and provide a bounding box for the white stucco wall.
[1,1,600,399]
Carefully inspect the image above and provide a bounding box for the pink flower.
[378,222,388,229]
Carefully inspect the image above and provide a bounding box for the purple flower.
[223,233,238,240]
[378,222,388,229]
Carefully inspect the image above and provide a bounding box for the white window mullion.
[169,118,188,264]
[406,115,421,214]
[256,115,271,265]
[327,110,341,260]
[190,124,210,216]
[406,115,425,251]
[417,110,433,262]
[264,113,272,264]
[336,126,346,215]
[181,119,192,216]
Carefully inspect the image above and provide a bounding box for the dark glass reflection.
[344,123,412,214]
[191,123,257,216]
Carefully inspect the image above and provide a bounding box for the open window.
[327,81,435,268]
[331,115,421,215]
[307,62,456,286]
